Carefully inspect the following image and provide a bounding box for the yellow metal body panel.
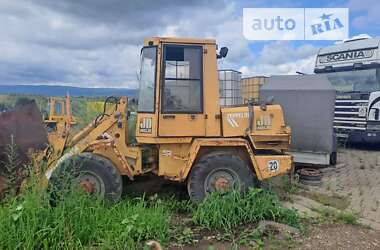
[137,136,192,144]
[158,143,191,179]
[254,155,292,178]
[221,105,288,136]
[202,41,222,137]
[124,146,143,174]
[159,114,205,136]
[136,113,157,138]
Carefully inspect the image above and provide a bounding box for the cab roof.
[144,37,216,46]
[318,38,380,55]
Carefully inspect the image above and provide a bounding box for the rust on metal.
[214,177,230,191]
[0,101,48,168]
[79,180,94,194]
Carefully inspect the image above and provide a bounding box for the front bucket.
[0,101,48,176]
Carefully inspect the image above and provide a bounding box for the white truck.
[315,37,380,144]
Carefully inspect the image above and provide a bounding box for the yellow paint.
[43,37,293,189]
[254,155,292,178]
[158,143,190,179]
[221,105,291,150]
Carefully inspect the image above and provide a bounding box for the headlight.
[367,124,380,131]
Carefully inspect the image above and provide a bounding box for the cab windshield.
[137,46,157,112]
[322,68,380,93]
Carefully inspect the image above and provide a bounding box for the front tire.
[187,152,258,202]
[49,153,122,204]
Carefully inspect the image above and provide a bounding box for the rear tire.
[330,152,337,166]
[187,152,258,202]
[49,153,122,205]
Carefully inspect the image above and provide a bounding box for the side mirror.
[259,96,275,111]
[266,96,274,105]
[217,47,228,59]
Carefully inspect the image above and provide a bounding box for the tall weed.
[192,188,299,232]
[0,184,171,250]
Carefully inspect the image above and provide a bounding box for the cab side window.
[55,102,62,115]
[162,45,202,113]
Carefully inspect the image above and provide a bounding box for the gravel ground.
[296,223,380,250]
[316,148,380,225]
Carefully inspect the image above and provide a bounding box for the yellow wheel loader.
[44,37,293,202]
[43,94,76,160]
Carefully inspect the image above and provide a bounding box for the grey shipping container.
[261,74,337,166]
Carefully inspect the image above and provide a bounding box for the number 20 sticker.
[268,160,280,172]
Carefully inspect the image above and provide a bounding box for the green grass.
[192,188,300,232]
[0,186,171,250]
[0,169,300,249]
[315,207,359,226]
[336,211,359,225]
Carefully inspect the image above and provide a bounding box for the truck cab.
[315,37,380,143]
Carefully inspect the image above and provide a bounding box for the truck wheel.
[49,153,122,205]
[330,152,337,166]
[187,153,257,202]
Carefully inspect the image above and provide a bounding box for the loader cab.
[44,95,76,131]
[136,37,223,142]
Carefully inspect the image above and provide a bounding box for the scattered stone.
[146,240,162,250]
[203,235,216,240]
[257,220,300,238]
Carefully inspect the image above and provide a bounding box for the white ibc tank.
[218,70,242,107]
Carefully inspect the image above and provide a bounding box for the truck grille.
[334,99,368,137]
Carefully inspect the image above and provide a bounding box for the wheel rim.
[204,168,241,193]
[77,170,105,197]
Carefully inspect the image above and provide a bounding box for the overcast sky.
[0,0,379,88]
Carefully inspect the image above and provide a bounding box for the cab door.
[158,44,206,137]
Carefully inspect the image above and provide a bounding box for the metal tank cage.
[241,76,268,104]
[218,69,242,107]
